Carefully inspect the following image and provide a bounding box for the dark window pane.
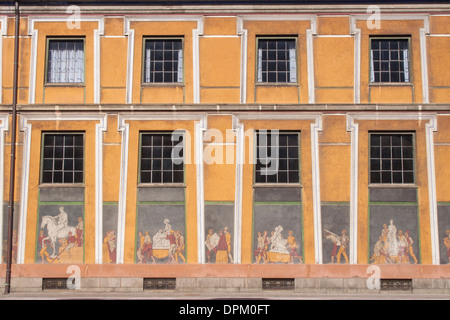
[173,171,184,183]
[392,159,402,170]
[403,172,414,183]
[371,159,380,171]
[42,172,53,183]
[371,147,380,158]
[141,172,151,183]
[288,171,299,183]
[53,172,63,183]
[371,172,381,183]
[278,171,288,183]
[152,171,162,183]
[382,172,392,183]
[163,171,173,183]
[393,172,403,183]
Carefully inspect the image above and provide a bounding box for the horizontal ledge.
[2,103,450,112]
[368,184,418,189]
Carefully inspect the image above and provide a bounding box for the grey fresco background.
[204,203,234,263]
[321,204,350,264]
[437,205,450,264]
[253,204,303,262]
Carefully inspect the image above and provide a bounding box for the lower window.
[41,132,84,184]
[139,132,184,184]
[369,133,414,184]
[255,130,300,184]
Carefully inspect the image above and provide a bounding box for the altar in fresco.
[370,218,419,264]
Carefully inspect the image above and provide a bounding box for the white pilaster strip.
[116,116,129,264]
[94,116,107,263]
[420,17,430,104]
[311,116,323,263]
[233,115,244,264]
[346,115,359,264]
[425,116,439,264]
[0,114,9,262]
[0,17,7,104]
[195,116,207,263]
[349,16,361,104]
[236,17,248,104]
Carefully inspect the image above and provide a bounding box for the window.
[369,133,414,184]
[257,38,297,84]
[139,132,184,184]
[370,38,410,83]
[41,133,84,184]
[255,130,300,184]
[143,38,183,83]
[46,38,85,84]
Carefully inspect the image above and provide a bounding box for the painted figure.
[175,230,186,263]
[76,217,83,247]
[287,230,303,264]
[224,226,233,263]
[55,207,68,231]
[38,229,53,263]
[270,225,289,255]
[103,230,116,264]
[336,229,349,264]
[324,229,341,263]
[254,232,266,264]
[387,219,399,259]
[444,230,450,264]
[215,230,229,264]
[405,230,418,264]
[166,230,177,264]
[205,228,216,263]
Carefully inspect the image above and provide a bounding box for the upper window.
[370,37,410,83]
[143,38,183,84]
[257,38,297,84]
[255,130,300,184]
[369,133,414,184]
[46,38,85,84]
[41,132,84,184]
[139,132,184,184]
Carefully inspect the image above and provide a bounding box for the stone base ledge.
[1,276,449,294]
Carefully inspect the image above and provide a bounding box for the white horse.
[40,215,76,258]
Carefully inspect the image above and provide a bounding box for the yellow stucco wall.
[1,12,450,267]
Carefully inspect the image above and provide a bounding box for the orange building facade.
[0,0,449,293]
